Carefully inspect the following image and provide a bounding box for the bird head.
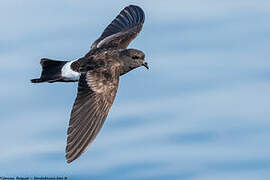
[119,49,149,72]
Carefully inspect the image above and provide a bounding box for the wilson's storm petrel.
[31,5,148,163]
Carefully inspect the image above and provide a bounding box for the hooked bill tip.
[142,62,149,69]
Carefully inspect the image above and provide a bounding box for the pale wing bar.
[90,5,145,50]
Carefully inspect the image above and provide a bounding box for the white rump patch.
[61,60,80,81]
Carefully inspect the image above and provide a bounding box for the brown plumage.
[31,5,148,163]
[66,60,120,163]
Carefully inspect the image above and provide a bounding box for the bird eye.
[132,55,140,59]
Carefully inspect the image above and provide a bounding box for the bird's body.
[31,5,148,163]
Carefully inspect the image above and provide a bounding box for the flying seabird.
[31,5,148,163]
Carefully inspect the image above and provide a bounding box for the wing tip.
[102,4,145,36]
[90,5,145,52]
[66,156,74,164]
[126,5,145,23]
[65,148,76,164]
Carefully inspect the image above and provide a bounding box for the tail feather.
[31,78,46,83]
[31,58,68,83]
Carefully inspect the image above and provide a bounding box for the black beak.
[142,62,149,69]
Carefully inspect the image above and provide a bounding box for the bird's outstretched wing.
[90,5,145,51]
[65,63,120,163]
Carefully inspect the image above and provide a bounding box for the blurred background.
[1,0,270,179]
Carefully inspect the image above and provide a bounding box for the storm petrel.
[31,5,148,163]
